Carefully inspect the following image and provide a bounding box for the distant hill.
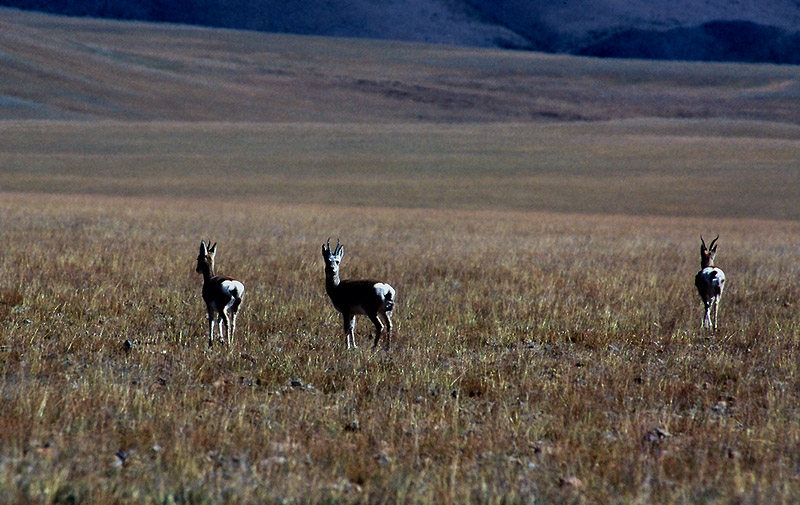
[2,7,800,123]
[2,0,799,64]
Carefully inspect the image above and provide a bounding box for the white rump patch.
[701,267,725,292]
[374,282,394,302]
[221,280,245,297]
[373,282,394,300]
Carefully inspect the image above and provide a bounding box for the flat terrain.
[2,119,799,220]
[1,8,799,505]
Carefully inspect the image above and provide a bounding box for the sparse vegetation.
[0,191,798,504]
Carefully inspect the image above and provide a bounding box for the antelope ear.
[700,235,707,251]
[200,241,208,255]
[208,242,217,256]
[337,245,344,259]
[709,235,719,251]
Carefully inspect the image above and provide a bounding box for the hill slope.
[2,0,800,63]
[2,8,800,123]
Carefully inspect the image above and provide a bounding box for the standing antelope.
[196,240,244,347]
[322,238,395,350]
[695,235,726,331]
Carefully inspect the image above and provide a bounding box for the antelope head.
[322,238,344,280]
[700,235,719,268]
[196,240,217,275]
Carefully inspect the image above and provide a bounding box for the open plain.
[1,7,799,504]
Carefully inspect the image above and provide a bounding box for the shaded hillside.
[2,8,800,123]
[577,21,800,64]
[2,0,800,63]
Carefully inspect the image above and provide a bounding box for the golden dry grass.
[0,192,798,504]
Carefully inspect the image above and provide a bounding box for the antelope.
[322,238,395,350]
[694,235,726,331]
[196,240,244,347]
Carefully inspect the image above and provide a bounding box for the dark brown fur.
[196,241,244,347]
[323,239,395,349]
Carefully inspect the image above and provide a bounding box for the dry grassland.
[2,7,800,505]
[0,190,798,504]
[1,119,799,220]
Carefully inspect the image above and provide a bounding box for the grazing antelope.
[695,235,726,331]
[322,238,395,350]
[196,240,244,347]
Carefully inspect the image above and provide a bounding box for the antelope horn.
[709,235,719,249]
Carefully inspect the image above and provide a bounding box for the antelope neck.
[199,258,215,281]
[325,270,341,293]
